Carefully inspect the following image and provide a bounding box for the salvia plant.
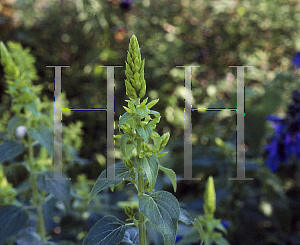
[83,35,230,245]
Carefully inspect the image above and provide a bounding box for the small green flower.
[125,35,146,100]
[125,206,135,220]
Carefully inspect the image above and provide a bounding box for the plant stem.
[135,111,146,245]
[28,137,47,244]
[138,170,146,245]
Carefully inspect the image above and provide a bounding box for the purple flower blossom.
[221,220,231,229]
[264,90,300,172]
[292,52,300,68]
[175,235,183,243]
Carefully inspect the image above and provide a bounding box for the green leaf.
[13,231,42,245]
[214,236,230,245]
[120,134,134,158]
[119,112,135,127]
[158,165,177,192]
[149,110,160,116]
[146,99,159,109]
[24,100,39,118]
[144,123,153,141]
[157,152,168,158]
[88,162,132,203]
[37,171,71,214]
[7,115,26,137]
[27,125,54,158]
[136,123,152,142]
[136,105,148,118]
[141,97,148,106]
[128,100,136,113]
[150,132,161,149]
[179,208,194,225]
[0,205,29,245]
[83,216,125,245]
[0,140,24,163]
[139,191,180,245]
[176,229,200,245]
[215,220,228,235]
[193,218,205,245]
[137,155,159,192]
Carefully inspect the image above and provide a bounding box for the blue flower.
[221,220,231,229]
[292,52,300,68]
[175,235,183,243]
[265,90,300,172]
[265,117,290,172]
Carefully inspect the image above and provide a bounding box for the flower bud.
[124,159,134,169]
[15,125,27,138]
[144,180,151,192]
[120,123,132,135]
[158,132,170,152]
[125,205,135,219]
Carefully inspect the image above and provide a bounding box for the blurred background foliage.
[1,0,300,244]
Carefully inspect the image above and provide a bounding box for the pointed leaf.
[83,216,126,245]
[0,140,24,163]
[215,220,228,235]
[139,191,180,245]
[179,208,194,225]
[24,100,39,118]
[215,237,230,245]
[149,110,160,115]
[150,132,161,149]
[119,112,135,127]
[37,171,71,214]
[193,218,204,245]
[144,123,153,142]
[159,165,177,192]
[0,205,29,245]
[120,134,133,158]
[136,123,152,142]
[27,125,53,158]
[142,155,159,191]
[14,231,42,245]
[136,105,148,118]
[88,162,132,203]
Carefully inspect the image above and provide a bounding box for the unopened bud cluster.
[125,35,146,100]
[204,176,216,218]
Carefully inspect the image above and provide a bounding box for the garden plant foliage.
[0,0,300,244]
[84,35,230,245]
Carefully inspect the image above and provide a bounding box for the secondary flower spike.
[204,176,216,216]
[125,35,146,100]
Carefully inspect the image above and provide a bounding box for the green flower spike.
[204,176,216,219]
[125,35,146,100]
